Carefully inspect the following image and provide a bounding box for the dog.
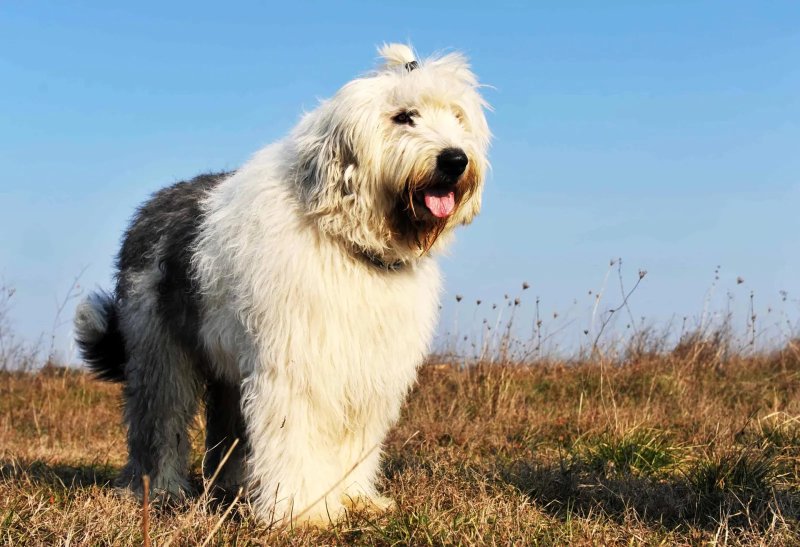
[74,43,490,525]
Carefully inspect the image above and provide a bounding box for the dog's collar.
[357,249,407,272]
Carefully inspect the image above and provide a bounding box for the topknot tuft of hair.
[378,43,416,69]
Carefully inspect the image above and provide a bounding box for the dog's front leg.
[241,369,345,527]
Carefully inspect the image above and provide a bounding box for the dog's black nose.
[436,148,468,179]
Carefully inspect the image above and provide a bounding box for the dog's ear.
[294,106,358,207]
[378,43,417,71]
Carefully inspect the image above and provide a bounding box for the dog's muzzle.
[412,148,469,219]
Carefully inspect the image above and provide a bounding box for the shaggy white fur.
[75,43,490,526]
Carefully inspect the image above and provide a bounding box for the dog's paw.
[340,494,396,514]
[114,473,193,509]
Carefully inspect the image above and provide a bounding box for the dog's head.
[294,43,491,266]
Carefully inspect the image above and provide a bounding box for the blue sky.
[1,2,798,359]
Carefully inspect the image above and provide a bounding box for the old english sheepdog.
[74,43,490,525]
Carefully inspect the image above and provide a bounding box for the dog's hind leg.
[118,298,203,501]
[203,379,247,501]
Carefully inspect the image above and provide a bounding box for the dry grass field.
[2,336,799,546]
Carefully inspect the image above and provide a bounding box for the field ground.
[2,344,800,545]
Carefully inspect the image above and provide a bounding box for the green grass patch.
[577,427,677,477]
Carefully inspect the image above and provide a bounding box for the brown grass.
[2,344,800,545]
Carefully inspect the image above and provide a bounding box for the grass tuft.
[578,427,676,477]
[687,448,780,527]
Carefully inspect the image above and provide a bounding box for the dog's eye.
[392,111,417,126]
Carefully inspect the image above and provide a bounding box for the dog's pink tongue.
[423,190,455,218]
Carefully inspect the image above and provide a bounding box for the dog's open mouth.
[413,187,456,219]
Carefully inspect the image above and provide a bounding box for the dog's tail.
[74,291,127,382]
